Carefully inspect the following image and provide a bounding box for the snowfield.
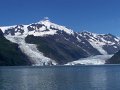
[66,55,113,65]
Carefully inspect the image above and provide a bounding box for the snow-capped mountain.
[0,18,120,66]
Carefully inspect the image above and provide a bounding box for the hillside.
[0,30,31,66]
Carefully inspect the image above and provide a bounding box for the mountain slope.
[106,51,120,64]
[0,30,31,66]
[25,35,89,64]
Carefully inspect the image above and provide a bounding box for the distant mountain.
[0,18,120,65]
[0,29,31,66]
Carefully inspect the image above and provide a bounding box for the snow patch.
[113,46,117,48]
[77,36,81,42]
[89,39,108,55]
[114,38,119,42]
[29,30,57,36]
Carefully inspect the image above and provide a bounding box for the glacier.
[5,36,57,66]
[66,55,113,65]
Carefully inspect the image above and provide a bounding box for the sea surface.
[0,65,120,90]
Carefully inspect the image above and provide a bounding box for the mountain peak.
[43,17,50,21]
[38,17,51,23]
[37,17,53,29]
[36,18,74,35]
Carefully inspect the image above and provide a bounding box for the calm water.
[0,65,120,90]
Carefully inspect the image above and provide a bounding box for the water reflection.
[90,67,107,90]
[1,66,120,90]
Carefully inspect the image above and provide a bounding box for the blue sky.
[0,0,120,36]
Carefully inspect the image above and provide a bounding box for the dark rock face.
[4,25,24,36]
[106,51,120,64]
[0,29,3,36]
[25,36,85,64]
[27,24,44,31]
[103,45,120,54]
[0,30,31,66]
